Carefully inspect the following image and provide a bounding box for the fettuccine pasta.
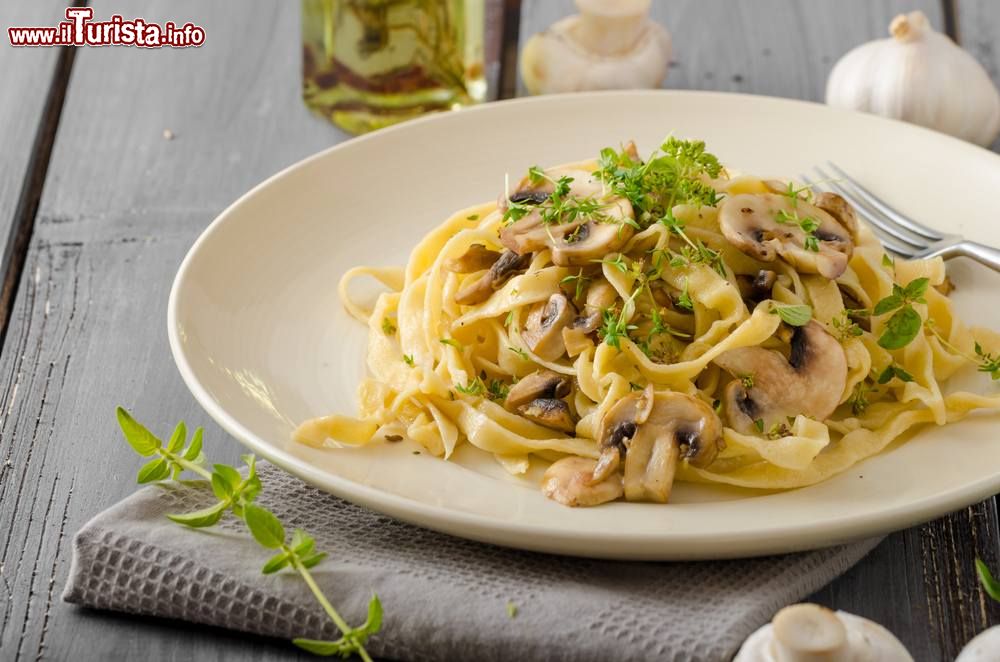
[296,137,1000,507]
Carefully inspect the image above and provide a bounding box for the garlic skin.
[956,625,1000,661]
[734,603,914,662]
[520,0,671,95]
[826,11,1000,147]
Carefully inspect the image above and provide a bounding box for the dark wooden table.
[1,1,998,660]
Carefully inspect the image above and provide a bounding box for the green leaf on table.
[116,406,161,456]
[291,529,316,556]
[977,558,1000,602]
[877,306,922,350]
[166,421,187,453]
[183,427,204,460]
[244,503,285,548]
[292,638,354,656]
[769,303,812,327]
[261,550,292,575]
[357,594,384,638]
[136,457,170,484]
[211,470,237,500]
[299,552,328,569]
[167,500,228,528]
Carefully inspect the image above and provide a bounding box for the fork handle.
[938,241,1000,273]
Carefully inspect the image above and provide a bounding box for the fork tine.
[825,162,943,241]
[799,174,916,258]
[812,167,928,250]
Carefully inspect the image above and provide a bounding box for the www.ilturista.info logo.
[8,7,205,48]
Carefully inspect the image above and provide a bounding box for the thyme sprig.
[775,208,821,252]
[873,277,928,349]
[116,408,381,660]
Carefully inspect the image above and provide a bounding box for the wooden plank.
[0,1,345,659]
[956,0,1000,151]
[517,0,942,99]
[0,1,72,334]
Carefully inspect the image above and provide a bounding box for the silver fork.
[799,162,1000,272]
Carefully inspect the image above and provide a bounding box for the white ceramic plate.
[170,91,1000,560]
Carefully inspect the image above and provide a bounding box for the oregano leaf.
[262,551,292,575]
[244,503,285,549]
[167,421,186,453]
[183,427,203,460]
[167,501,228,528]
[299,552,328,569]
[770,303,812,327]
[977,558,1000,602]
[877,306,922,350]
[872,294,903,316]
[293,638,353,656]
[136,458,170,484]
[116,407,161,456]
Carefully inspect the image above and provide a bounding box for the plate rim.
[168,89,1000,560]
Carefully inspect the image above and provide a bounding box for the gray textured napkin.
[63,463,880,662]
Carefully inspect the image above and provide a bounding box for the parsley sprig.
[596,137,723,229]
[116,408,382,660]
[873,278,929,349]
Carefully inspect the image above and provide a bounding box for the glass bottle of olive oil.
[302,0,487,134]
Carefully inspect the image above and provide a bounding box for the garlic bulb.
[956,625,1000,661]
[826,11,1000,147]
[520,0,671,95]
[735,603,914,662]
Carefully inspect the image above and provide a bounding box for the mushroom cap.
[454,249,530,305]
[505,370,572,410]
[718,193,854,279]
[499,166,636,266]
[542,456,624,507]
[813,191,859,240]
[594,387,723,501]
[521,293,576,362]
[715,320,848,434]
[957,625,1000,662]
[517,397,577,434]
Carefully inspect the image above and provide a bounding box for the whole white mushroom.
[735,603,914,661]
[520,0,671,95]
[956,625,1000,661]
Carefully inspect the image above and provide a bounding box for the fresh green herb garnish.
[560,270,591,301]
[775,208,821,252]
[455,378,485,397]
[594,253,629,274]
[402,354,415,367]
[777,181,814,207]
[882,253,895,269]
[740,373,755,389]
[116,408,381,660]
[596,137,722,229]
[753,418,765,434]
[975,342,1000,380]
[770,302,813,327]
[873,278,928,350]
[507,345,529,361]
[599,307,637,351]
[439,338,462,350]
[849,381,871,416]
[877,364,915,384]
[466,214,479,221]
[677,278,694,311]
[381,317,396,336]
[487,379,509,402]
[504,310,514,327]
[832,309,864,340]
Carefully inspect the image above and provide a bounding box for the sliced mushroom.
[562,279,618,355]
[814,191,859,240]
[593,386,723,503]
[718,193,854,279]
[445,244,502,273]
[542,456,624,507]
[517,398,576,434]
[499,166,635,266]
[714,320,847,434]
[737,269,778,303]
[521,293,575,361]
[505,370,572,410]
[454,250,531,305]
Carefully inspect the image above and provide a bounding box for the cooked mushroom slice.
[714,321,848,434]
[593,387,723,503]
[505,370,572,410]
[445,244,502,273]
[813,191,859,239]
[517,398,576,434]
[454,250,531,305]
[521,293,575,361]
[499,167,636,266]
[737,269,778,302]
[562,279,618,355]
[718,193,854,279]
[542,456,623,507]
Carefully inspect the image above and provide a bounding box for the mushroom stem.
[572,0,651,56]
[771,604,849,662]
